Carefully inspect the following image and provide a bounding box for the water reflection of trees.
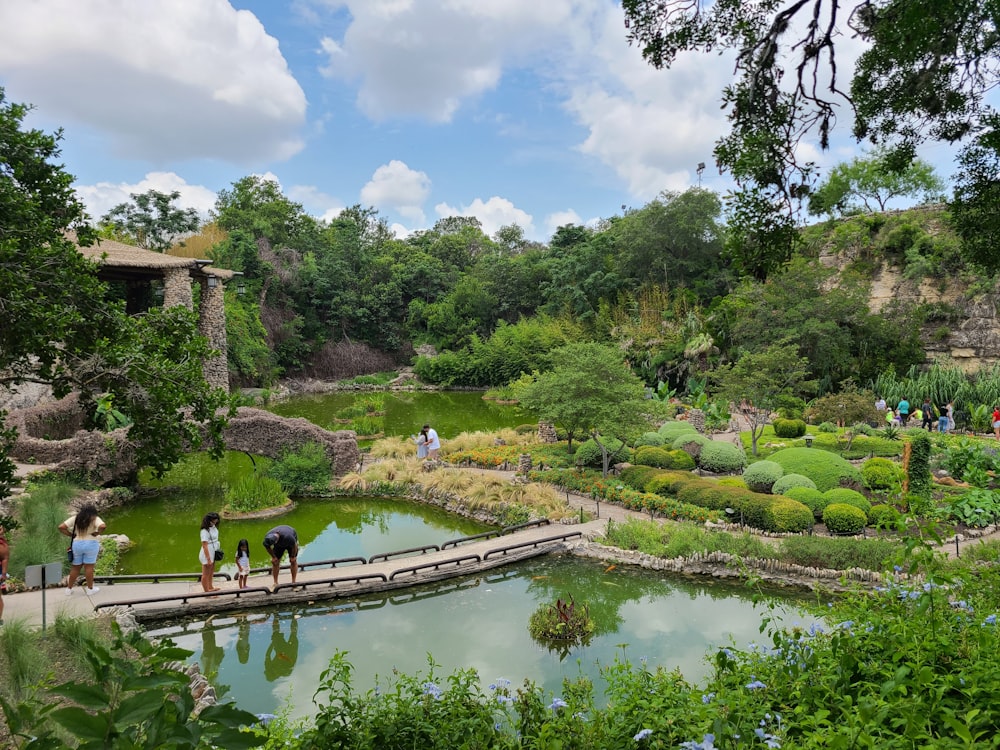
[324,501,390,534]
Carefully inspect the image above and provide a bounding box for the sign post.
[24,562,64,631]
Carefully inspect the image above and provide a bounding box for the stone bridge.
[5,397,359,485]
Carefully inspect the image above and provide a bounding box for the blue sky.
[0,0,964,243]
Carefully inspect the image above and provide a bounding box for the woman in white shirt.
[199,512,222,592]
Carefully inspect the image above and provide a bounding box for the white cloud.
[287,184,346,222]
[0,0,307,164]
[75,172,217,221]
[360,160,431,223]
[318,0,575,121]
[544,209,582,238]
[434,196,534,238]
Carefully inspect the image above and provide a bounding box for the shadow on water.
[148,556,821,720]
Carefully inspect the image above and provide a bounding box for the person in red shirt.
[993,408,1000,439]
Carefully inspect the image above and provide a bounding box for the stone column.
[538,422,558,443]
[198,277,229,392]
[162,267,193,310]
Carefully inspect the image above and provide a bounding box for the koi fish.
[532,575,549,580]
[605,565,617,573]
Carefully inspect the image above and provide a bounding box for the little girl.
[235,538,250,589]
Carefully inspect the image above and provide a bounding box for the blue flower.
[549,697,567,711]
[702,692,716,704]
[893,564,902,572]
[984,614,997,626]
[255,713,276,727]
[746,679,767,690]
[422,682,443,699]
[680,733,716,749]
[634,728,653,741]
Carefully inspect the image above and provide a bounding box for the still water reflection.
[149,556,819,720]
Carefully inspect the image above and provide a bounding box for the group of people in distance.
[199,513,299,592]
[875,396,955,432]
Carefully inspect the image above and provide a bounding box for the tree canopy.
[100,189,200,252]
[808,150,945,217]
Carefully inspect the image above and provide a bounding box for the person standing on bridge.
[263,525,298,588]
[199,512,222,593]
[59,503,106,596]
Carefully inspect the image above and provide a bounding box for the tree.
[950,128,1000,273]
[621,0,1000,277]
[101,189,200,252]
[711,342,816,456]
[808,150,945,216]
[0,89,230,486]
[519,343,651,476]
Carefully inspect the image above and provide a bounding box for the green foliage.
[633,446,694,470]
[600,518,772,559]
[771,473,816,495]
[823,488,873,520]
[0,620,47,701]
[869,503,902,530]
[671,432,710,456]
[100,189,200,252]
[823,503,868,535]
[777,534,902,571]
[657,421,698,441]
[772,418,806,438]
[9,480,78,578]
[942,437,1000,486]
[741,460,784,493]
[952,138,1000,272]
[633,431,665,447]
[807,149,944,216]
[782,486,829,519]
[527,596,595,644]
[907,431,934,498]
[817,421,838,433]
[696,441,747,474]
[765,497,815,533]
[617,465,664,492]
[767,447,862,491]
[949,489,1000,528]
[1,622,264,749]
[573,438,631,469]
[805,390,878,428]
[861,456,905,496]
[265,442,332,497]
[224,474,288,514]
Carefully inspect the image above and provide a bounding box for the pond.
[147,555,820,720]
[120,452,491,575]
[265,389,533,440]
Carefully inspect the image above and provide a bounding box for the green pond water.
[265,389,535,440]
[147,556,819,720]
[120,453,490,575]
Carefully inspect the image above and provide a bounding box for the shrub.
[265,441,332,496]
[676,480,752,512]
[778,535,902,571]
[697,441,747,474]
[634,431,666,448]
[666,450,696,470]
[818,421,838,433]
[767,447,862,491]
[773,418,807,438]
[658,421,699,441]
[646,472,700,496]
[618,465,664,492]
[908,431,934,498]
[716,477,747,489]
[852,422,875,436]
[634,446,675,469]
[861,457,905,493]
[771,473,817,495]
[823,488,872,520]
[574,438,631,468]
[673,433,711,458]
[869,503,902,529]
[783,486,828,519]
[764,497,814,533]
[742,460,784,493]
[823,503,868,535]
[528,597,595,644]
[224,474,289,514]
[514,423,537,434]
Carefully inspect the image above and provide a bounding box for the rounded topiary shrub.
[823,503,867,535]
[767,447,861,492]
[697,441,747,474]
[782,486,828,519]
[664,449,696,470]
[673,433,711,458]
[646,471,699,496]
[773,418,807,439]
[633,445,675,468]
[869,503,902,529]
[823,488,872,520]
[658,421,699,441]
[742,460,784,493]
[716,477,747,489]
[861,457,904,493]
[771,473,817,495]
[618,465,664,492]
[574,438,631,468]
[764,497,814,533]
[818,421,838,433]
[634,431,666,448]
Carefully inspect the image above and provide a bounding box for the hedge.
[767,447,861,491]
[673,433,711,458]
[574,437,632,468]
[861,457,904,493]
[634,431,666,448]
[742,460,784,493]
[658,421,699,441]
[773,418,807,438]
[697,441,747,474]
[782,486,829,519]
[765,496,814,532]
[771,473,817,495]
[823,503,868,535]
[823,488,872,521]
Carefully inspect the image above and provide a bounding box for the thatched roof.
[68,233,235,280]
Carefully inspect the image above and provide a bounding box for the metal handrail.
[91,572,232,585]
[368,544,440,564]
[272,572,388,593]
[388,554,481,580]
[440,529,504,549]
[94,586,271,610]
[297,556,367,571]
[482,531,582,560]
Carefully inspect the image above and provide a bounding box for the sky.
[0,0,964,243]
